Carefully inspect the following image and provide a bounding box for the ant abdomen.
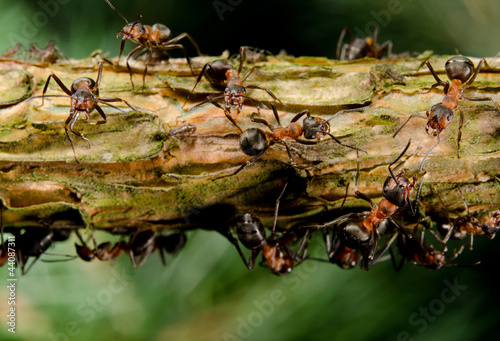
[445,56,474,83]
[236,213,266,250]
[240,128,268,156]
[337,220,371,249]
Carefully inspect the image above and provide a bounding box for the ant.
[216,104,366,179]
[29,40,65,63]
[185,46,283,132]
[16,227,72,275]
[127,229,187,268]
[336,26,392,61]
[435,188,486,250]
[301,140,421,260]
[104,0,203,89]
[393,56,500,165]
[391,221,467,270]
[74,229,128,264]
[482,210,500,239]
[228,183,310,276]
[36,59,139,162]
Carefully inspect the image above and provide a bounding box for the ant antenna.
[104,0,129,24]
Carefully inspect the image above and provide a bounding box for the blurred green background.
[1,0,500,340]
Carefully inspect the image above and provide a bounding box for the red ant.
[435,188,487,250]
[29,40,65,63]
[336,26,392,61]
[393,56,500,166]
[391,221,468,270]
[228,183,310,276]
[301,140,421,260]
[104,0,203,89]
[75,229,128,264]
[482,210,500,239]
[185,46,283,132]
[36,59,139,162]
[216,104,367,179]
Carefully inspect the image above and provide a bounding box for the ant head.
[235,213,266,250]
[72,77,96,93]
[382,172,414,208]
[445,56,474,83]
[240,128,268,156]
[483,210,500,239]
[302,116,329,139]
[118,19,146,41]
[225,84,245,97]
[426,104,454,132]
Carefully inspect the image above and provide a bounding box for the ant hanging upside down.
[393,56,500,167]
[185,46,283,132]
[35,59,139,163]
[104,0,203,89]
[215,104,367,179]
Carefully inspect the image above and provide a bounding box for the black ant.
[185,46,283,132]
[16,227,72,275]
[302,140,421,260]
[35,59,139,162]
[216,104,367,179]
[104,0,203,89]
[127,229,187,268]
[228,183,310,276]
[336,26,392,61]
[393,56,500,166]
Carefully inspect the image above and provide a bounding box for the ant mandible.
[104,0,203,89]
[185,46,283,132]
[393,56,500,165]
[36,59,139,162]
[336,26,393,61]
[216,104,367,179]
[228,183,310,276]
[301,140,421,260]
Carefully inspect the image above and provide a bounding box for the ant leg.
[213,147,269,180]
[160,44,195,76]
[163,32,203,57]
[245,84,283,105]
[462,95,500,112]
[125,45,145,90]
[97,97,139,112]
[240,66,255,82]
[141,46,153,89]
[327,133,367,154]
[392,112,428,138]
[465,58,486,87]
[41,73,72,107]
[457,106,464,158]
[270,183,288,236]
[363,232,398,270]
[250,112,273,129]
[424,61,449,91]
[183,63,221,109]
[91,105,108,125]
[378,40,393,58]
[336,26,352,60]
[355,190,377,210]
[279,140,298,167]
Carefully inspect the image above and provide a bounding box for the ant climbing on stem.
[393,56,500,167]
[301,139,423,260]
[34,59,139,163]
[215,104,367,179]
[104,0,203,89]
[185,46,283,132]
